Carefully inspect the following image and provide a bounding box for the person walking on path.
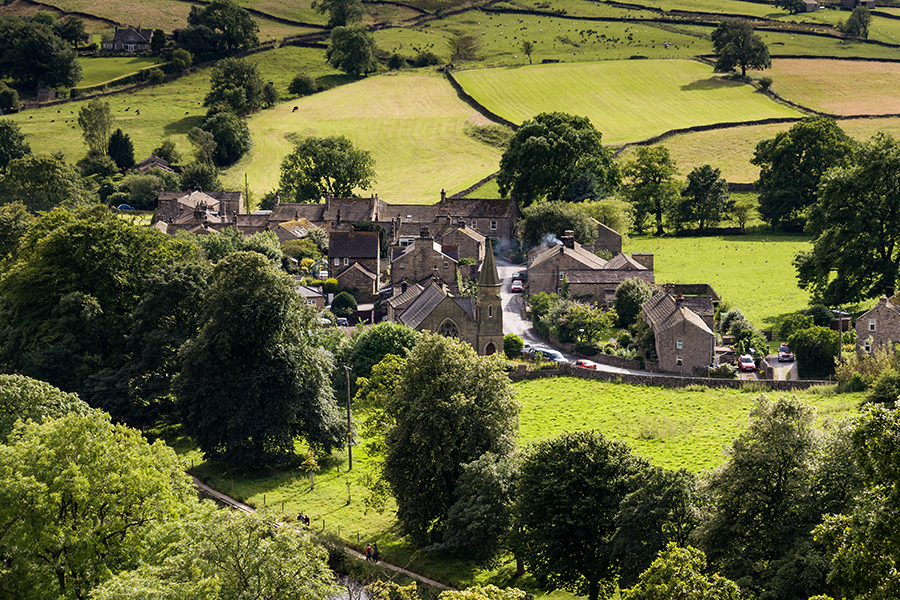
[365,544,372,561]
[373,541,380,563]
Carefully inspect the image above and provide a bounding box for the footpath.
[192,476,453,591]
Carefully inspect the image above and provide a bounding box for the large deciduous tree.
[382,333,519,546]
[0,374,89,442]
[513,430,647,600]
[0,152,92,211]
[312,0,364,28]
[622,145,680,235]
[674,164,730,231]
[0,19,81,89]
[752,117,854,230]
[175,251,343,468]
[842,6,872,39]
[0,410,196,600]
[326,25,379,77]
[518,200,598,248]
[201,111,251,166]
[279,135,376,202]
[711,18,771,77]
[497,112,619,207]
[204,57,265,115]
[78,98,114,156]
[185,0,259,54]
[0,119,31,175]
[621,544,747,600]
[794,133,900,304]
[614,277,652,329]
[347,321,419,382]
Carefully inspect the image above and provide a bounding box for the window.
[870,320,877,331]
[343,258,349,266]
[488,305,493,318]
[676,357,683,366]
[865,342,872,353]
[438,319,459,339]
[676,339,683,350]
[471,221,478,229]
[333,257,340,266]
[559,271,566,281]
[490,220,497,231]
[443,261,449,269]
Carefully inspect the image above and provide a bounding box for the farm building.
[642,291,715,375]
[101,27,154,53]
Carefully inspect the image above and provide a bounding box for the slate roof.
[567,269,655,285]
[329,231,379,258]
[136,154,174,173]
[388,283,425,309]
[273,220,308,243]
[296,285,324,299]
[269,204,327,223]
[530,244,608,271]
[453,296,476,319]
[398,283,448,330]
[642,292,713,335]
[335,262,377,282]
[604,253,647,270]
[437,198,517,218]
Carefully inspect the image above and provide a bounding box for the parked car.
[738,354,756,372]
[510,279,524,293]
[116,204,134,211]
[574,359,598,370]
[778,344,794,362]
[535,347,568,364]
[512,271,527,281]
[336,317,349,327]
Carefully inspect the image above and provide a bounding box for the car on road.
[512,271,527,281]
[534,347,568,364]
[738,354,756,371]
[510,279,524,293]
[778,344,794,362]
[116,204,134,211]
[574,359,598,370]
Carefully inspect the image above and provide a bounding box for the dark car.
[778,344,794,362]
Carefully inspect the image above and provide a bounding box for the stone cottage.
[856,295,900,354]
[642,291,715,375]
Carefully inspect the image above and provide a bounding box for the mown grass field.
[223,70,504,201]
[77,56,163,87]
[454,59,801,144]
[624,232,813,335]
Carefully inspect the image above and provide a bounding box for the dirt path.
[191,476,453,591]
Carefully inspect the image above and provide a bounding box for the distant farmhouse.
[101,27,154,53]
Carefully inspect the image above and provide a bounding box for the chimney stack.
[561,230,575,249]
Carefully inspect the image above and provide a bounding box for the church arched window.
[437,319,460,339]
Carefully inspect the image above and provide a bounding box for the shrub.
[331,291,357,317]
[77,152,118,177]
[288,73,317,97]
[706,363,737,378]
[574,339,601,356]
[147,68,165,84]
[758,76,773,91]
[789,326,840,379]
[459,257,476,266]
[387,53,405,70]
[617,331,631,347]
[412,51,441,67]
[779,312,814,341]
[865,368,900,407]
[615,278,652,329]
[0,83,20,112]
[323,278,340,294]
[504,333,524,358]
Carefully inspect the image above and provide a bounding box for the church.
[393,247,503,355]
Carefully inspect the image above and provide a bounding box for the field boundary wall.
[444,68,519,130]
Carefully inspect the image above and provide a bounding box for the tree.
[522,40,535,64]
[107,128,135,171]
[675,165,729,231]
[700,396,830,599]
[0,21,82,89]
[730,195,755,233]
[382,333,519,545]
[0,410,196,600]
[201,111,251,166]
[0,119,31,174]
[289,72,318,96]
[0,81,20,113]
[518,201,598,248]
[711,18,771,77]
[577,197,635,235]
[621,544,747,600]
[622,146,680,235]
[0,152,92,211]
[513,430,647,600]
[504,332,524,358]
[0,374,89,442]
[347,321,419,382]
[171,47,193,71]
[78,98,114,156]
[175,251,343,468]
[788,326,839,379]
[331,290,357,317]
[186,0,259,53]
[326,25,379,77]
[188,126,217,165]
[778,312,814,341]
[76,151,118,177]
[54,15,88,48]
[794,133,900,304]
[152,139,181,165]
[279,135,376,202]
[497,112,619,207]
[204,57,265,115]
[262,81,278,106]
[751,117,854,230]
[842,6,872,39]
[0,201,33,262]
[612,469,704,588]
[774,0,806,14]
[150,28,166,54]
[179,161,222,191]
[312,0,364,28]
[91,502,338,600]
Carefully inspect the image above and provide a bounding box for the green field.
[454,59,801,144]
[222,70,504,201]
[77,56,163,87]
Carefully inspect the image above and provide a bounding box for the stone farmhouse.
[391,228,459,289]
[856,295,900,354]
[394,247,504,355]
[155,190,245,234]
[101,27,154,53]
[642,291,715,375]
[328,230,381,297]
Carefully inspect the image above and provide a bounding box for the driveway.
[766,355,799,381]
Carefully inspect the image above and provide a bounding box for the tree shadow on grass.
[681,77,744,91]
[163,115,204,136]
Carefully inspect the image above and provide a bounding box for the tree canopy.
[204,57,265,116]
[621,544,746,600]
[279,135,376,202]
[674,164,730,231]
[794,133,900,304]
[175,251,343,467]
[497,112,619,207]
[312,0,365,28]
[326,25,379,77]
[0,18,81,89]
[751,117,854,229]
[711,18,771,77]
[518,201,598,248]
[0,152,92,211]
[107,128,135,171]
[622,145,680,235]
[842,6,872,39]
[201,111,252,166]
[78,98,114,156]
[0,374,89,442]
[185,0,259,54]
[0,119,31,175]
[382,333,519,546]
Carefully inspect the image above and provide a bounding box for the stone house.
[329,231,380,277]
[527,234,609,296]
[156,190,243,230]
[296,284,325,309]
[102,26,154,53]
[841,0,874,8]
[642,291,715,375]
[856,295,900,354]
[391,228,458,288]
[395,248,503,355]
[566,255,656,306]
[592,220,623,256]
[660,283,720,331]
[436,221,486,264]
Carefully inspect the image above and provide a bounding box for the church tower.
[476,244,503,355]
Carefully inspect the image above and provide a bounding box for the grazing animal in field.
[292,106,298,112]
[125,107,130,111]
[135,109,140,115]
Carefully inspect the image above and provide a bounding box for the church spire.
[478,243,500,288]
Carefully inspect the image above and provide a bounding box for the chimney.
[459,219,466,229]
[561,230,575,249]
[446,215,452,225]
[336,209,341,224]
[675,292,684,307]
[440,189,446,203]
[420,225,431,239]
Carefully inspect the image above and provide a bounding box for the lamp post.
[344,365,353,471]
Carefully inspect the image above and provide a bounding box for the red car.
[510,279,524,293]
[574,359,598,370]
[738,354,756,372]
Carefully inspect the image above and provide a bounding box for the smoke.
[541,233,563,247]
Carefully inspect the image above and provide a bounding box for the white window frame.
[343,258,349,266]
[676,357,683,366]
[333,257,340,266]
[676,339,683,350]
[870,319,877,331]
[443,261,449,269]
[490,220,498,231]
[865,341,872,353]
[559,271,566,281]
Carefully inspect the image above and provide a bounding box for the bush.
[331,291,357,317]
[574,339,601,356]
[288,72,318,97]
[789,326,840,379]
[805,303,832,327]
[865,368,900,407]
[323,278,340,294]
[614,278,652,329]
[77,152,118,177]
[459,257,476,266]
[617,331,631,347]
[147,68,165,84]
[779,312,814,341]
[412,51,442,67]
[706,363,737,379]
[387,53,405,70]
[504,333,524,358]
[758,76,773,91]
[0,83,20,113]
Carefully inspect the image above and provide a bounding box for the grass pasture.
[767,58,900,115]
[223,70,504,201]
[624,233,813,334]
[454,59,801,144]
[77,56,162,88]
